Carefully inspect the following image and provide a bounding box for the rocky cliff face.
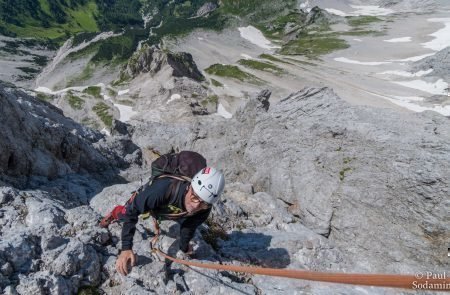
[413,47,450,80]
[124,45,204,82]
[0,82,143,294]
[1,81,449,294]
[123,87,448,293]
[0,83,141,186]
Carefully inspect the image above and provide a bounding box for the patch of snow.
[421,18,450,51]
[114,103,137,122]
[299,1,312,12]
[100,128,111,136]
[217,103,232,119]
[198,37,204,41]
[118,89,129,96]
[240,54,253,60]
[238,26,280,50]
[384,37,411,43]
[325,8,348,16]
[350,5,394,16]
[392,96,424,102]
[378,69,433,77]
[334,57,391,65]
[386,97,450,116]
[34,86,54,94]
[150,20,163,37]
[389,53,435,62]
[34,85,87,95]
[353,38,363,42]
[392,79,448,95]
[325,5,394,16]
[167,93,181,104]
[142,14,153,29]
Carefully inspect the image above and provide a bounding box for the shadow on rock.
[217,231,291,269]
[136,254,153,267]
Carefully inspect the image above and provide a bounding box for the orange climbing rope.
[150,218,449,291]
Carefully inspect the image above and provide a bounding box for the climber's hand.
[116,250,136,276]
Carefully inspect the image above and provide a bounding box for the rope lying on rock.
[154,248,449,291]
[150,218,449,291]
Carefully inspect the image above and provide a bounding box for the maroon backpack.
[151,151,207,180]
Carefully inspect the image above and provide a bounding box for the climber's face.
[185,185,211,213]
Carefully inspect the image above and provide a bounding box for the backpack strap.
[157,174,192,182]
[149,174,191,221]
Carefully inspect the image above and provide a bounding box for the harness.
[131,174,192,222]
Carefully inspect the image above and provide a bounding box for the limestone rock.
[195,2,217,17]
[0,82,115,186]
[124,45,204,82]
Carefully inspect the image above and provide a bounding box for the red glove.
[111,205,126,219]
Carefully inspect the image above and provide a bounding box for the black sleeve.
[121,178,171,251]
[179,208,211,252]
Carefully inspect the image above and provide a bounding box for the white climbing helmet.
[191,167,225,204]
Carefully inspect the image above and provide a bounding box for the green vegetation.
[67,91,85,110]
[116,99,133,106]
[92,102,113,127]
[66,64,95,87]
[339,157,354,181]
[0,0,100,42]
[112,71,131,86]
[343,157,354,165]
[340,30,385,37]
[36,92,53,101]
[205,64,262,84]
[73,28,147,65]
[223,3,349,58]
[201,218,229,251]
[342,16,385,37]
[106,87,117,97]
[238,59,284,75]
[66,42,100,61]
[16,66,40,74]
[280,34,349,58]
[284,57,317,66]
[95,0,143,30]
[0,0,146,42]
[31,55,49,66]
[257,11,305,40]
[81,117,100,129]
[77,286,99,295]
[259,54,292,64]
[219,0,297,22]
[347,16,382,27]
[201,95,218,106]
[83,86,102,98]
[151,11,225,42]
[210,78,223,87]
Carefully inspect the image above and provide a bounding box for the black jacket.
[120,177,211,252]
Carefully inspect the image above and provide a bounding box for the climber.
[113,166,225,276]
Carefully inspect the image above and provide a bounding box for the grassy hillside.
[0,0,99,40]
[0,0,145,42]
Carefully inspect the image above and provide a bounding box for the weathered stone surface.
[242,87,450,273]
[412,47,450,78]
[0,82,126,187]
[125,45,204,82]
[1,74,449,294]
[15,271,70,295]
[195,2,217,17]
[127,86,449,293]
